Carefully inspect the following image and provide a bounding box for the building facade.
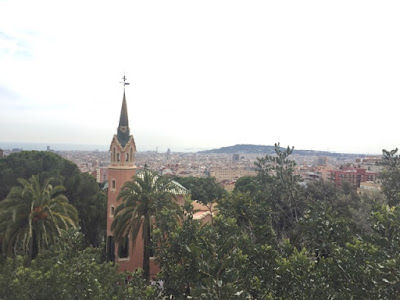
[327,168,378,188]
[106,89,139,271]
[209,167,257,182]
[106,86,188,277]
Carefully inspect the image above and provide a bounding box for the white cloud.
[1,0,400,154]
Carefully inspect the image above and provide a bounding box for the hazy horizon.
[0,141,384,155]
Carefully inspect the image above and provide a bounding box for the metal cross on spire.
[120,74,130,91]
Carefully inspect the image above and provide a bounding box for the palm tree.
[111,169,183,281]
[0,175,78,259]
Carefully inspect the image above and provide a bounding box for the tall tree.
[0,175,78,259]
[378,148,400,206]
[111,169,180,281]
[0,151,106,247]
[68,172,107,246]
[255,143,305,238]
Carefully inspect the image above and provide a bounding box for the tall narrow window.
[118,236,129,258]
[106,236,115,262]
[112,180,116,190]
[117,153,120,162]
[126,153,129,162]
[149,244,154,258]
[111,206,115,215]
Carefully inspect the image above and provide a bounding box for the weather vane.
[120,74,130,90]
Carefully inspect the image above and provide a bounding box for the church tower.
[106,77,188,276]
[106,76,137,264]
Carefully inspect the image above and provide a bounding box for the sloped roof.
[117,92,131,147]
[118,92,129,128]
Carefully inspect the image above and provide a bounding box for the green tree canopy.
[378,148,400,206]
[0,151,106,246]
[0,175,78,259]
[0,229,159,300]
[4,145,400,298]
[254,143,306,238]
[233,176,259,195]
[173,176,226,205]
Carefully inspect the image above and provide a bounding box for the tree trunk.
[143,223,151,282]
[32,231,38,259]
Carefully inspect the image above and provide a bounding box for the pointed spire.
[119,91,129,128]
[117,76,131,147]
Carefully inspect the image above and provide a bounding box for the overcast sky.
[1,1,399,154]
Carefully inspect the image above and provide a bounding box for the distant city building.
[359,157,385,173]
[327,168,378,188]
[316,156,328,167]
[303,171,321,183]
[232,154,240,162]
[166,148,171,160]
[358,181,382,194]
[210,167,256,182]
[92,167,108,184]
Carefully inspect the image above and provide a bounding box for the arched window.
[117,153,120,162]
[112,147,116,162]
[126,153,129,162]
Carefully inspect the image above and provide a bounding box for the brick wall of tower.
[107,129,138,270]
[107,165,161,276]
[106,167,136,235]
[114,223,161,277]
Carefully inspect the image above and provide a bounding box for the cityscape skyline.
[0,141,385,155]
[1,1,400,155]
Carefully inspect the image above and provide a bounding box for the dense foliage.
[152,144,400,299]
[0,229,158,300]
[0,175,78,259]
[2,145,400,299]
[0,151,106,246]
[172,176,226,206]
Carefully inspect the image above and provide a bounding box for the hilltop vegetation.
[199,144,277,154]
[199,143,364,157]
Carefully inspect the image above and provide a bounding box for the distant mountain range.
[198,144,365,157]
